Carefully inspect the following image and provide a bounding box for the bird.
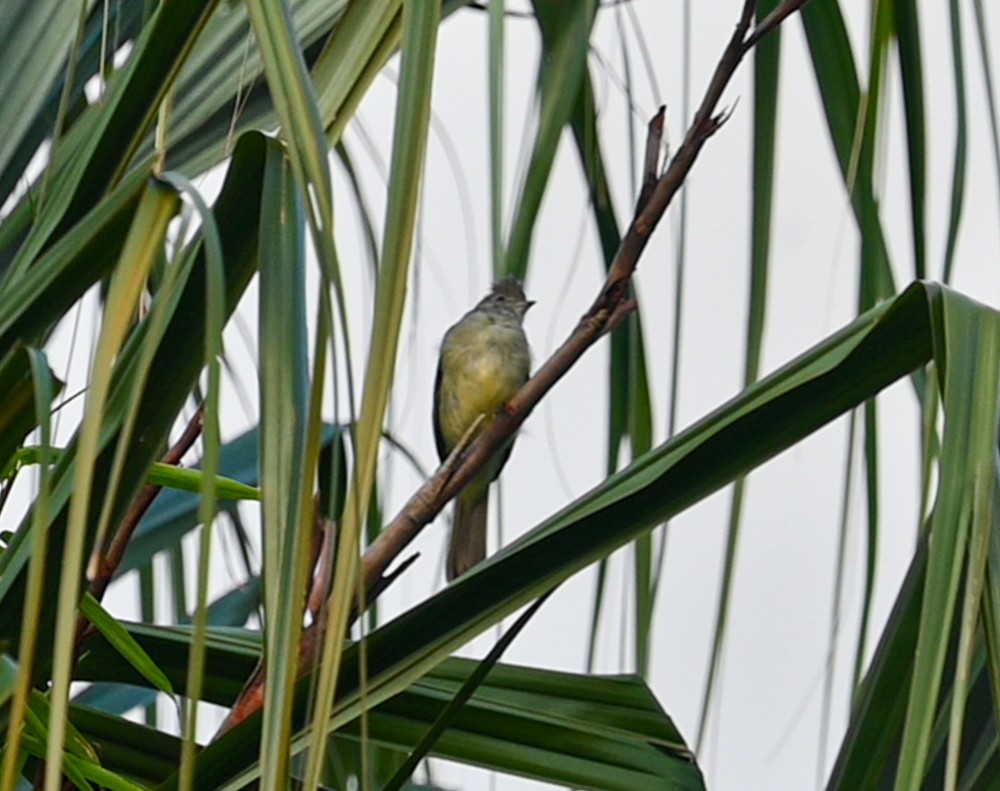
[433,277,533,580]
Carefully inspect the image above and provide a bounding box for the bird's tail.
[447,491,488,581]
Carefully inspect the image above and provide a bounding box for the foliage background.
[2,0,1000,790]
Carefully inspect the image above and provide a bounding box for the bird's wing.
[489,440,515,484]
[432,358,448,461]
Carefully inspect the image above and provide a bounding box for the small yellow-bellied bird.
[434,278,533,580]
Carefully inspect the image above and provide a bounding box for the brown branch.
[216,551,419,737]
[744,0,813,53]
[359,0,775,599]
[360,300,631,594]
[307,511,337,620]
[217,0,812,737]
[635,107,665,213]
[74,408,204,652]
[218,417,489,734]
[91,407,205,599]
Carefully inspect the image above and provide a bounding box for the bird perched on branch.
[433,278,533,580]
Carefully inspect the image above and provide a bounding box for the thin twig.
[220,417,488,734]
[218,0,812,736]
[91,407,205,599]
[74,408,204,651]
[360,0,772,600]
[216,552,418,737]
[745,0,813,53]
[307,511,337,620]
[635,107,665,211]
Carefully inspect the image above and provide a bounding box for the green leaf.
[0,166,149,344]
[79,593,175,699]
[164,281,941,790]
[0,348,61,477]
[0,653,18,709]
[700,0,783,742]
[73,580,262,720]
[0,130,269,669]
[894,0,928,280]
[145,464,259,501]
[6,447,260,502]
[45,177,180,789]
[78,625,704,791]
[120,425,340,580]
[0,0,81,197]
[505,0,598,278]
[4,0,222,276]
[367,660,704,791]
[800,0,895,300]
[305,0,443,785]
[941,0,969,285]
[893,290,1000,788]
[254,122,313,789]
[68,704,181,787]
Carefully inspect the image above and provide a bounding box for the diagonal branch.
[74,408,204,654]
[361,0,797,598]
[219,0,808,735]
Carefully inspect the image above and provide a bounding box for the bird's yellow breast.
[436,312,530,452]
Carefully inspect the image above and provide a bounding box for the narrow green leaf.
[0,654,19,710]
[306,0,441,785]
[894,291,1000,789]
[254,134,313,790]
[22,697,153,791]
[941,0,968,284]
[312,0,399,137]
[6,0,222,278]
[857,398,880,685]
[79,625,704,791]
[800,0,895,299]
[73,577,263,717]
[238,16,351,781]
[68,704,181,787]
[699,0,782,745]
[79,593,175,698]
[153,0,348,174]
[567,68,655,675]
[505,0,597,278]
[172,282,939,791]
[0,131,268,683]
[46,179,179,791]
[0,2,147,210]
[972,0,1000,226]
[0,348,56,791]
[121,426,339,579]
[154,169,227,791]
[146,465,259,501]
[0,349,60,477]
[944,466,993,789]
[894,0,927,280]
[381,594,552,791]
[488,0,506,267]
[6,447,261,502]
[0,0,80,192]
[149,0,468,174]
[0,166,148,345]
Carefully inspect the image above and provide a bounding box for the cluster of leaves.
[0,0,998,790]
